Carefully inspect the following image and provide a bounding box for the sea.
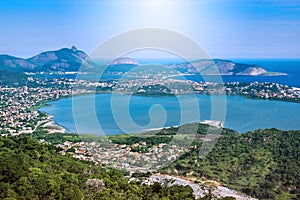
[179,59,300,88]
[39,59,300,135]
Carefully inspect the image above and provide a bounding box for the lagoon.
[39,94,300,135]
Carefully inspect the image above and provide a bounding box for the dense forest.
[159,126,300,200]
[0,136,200,200]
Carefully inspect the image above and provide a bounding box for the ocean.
[173,59,300,87]
[35,59,300,87]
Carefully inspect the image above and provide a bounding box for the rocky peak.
[71,46,78,52]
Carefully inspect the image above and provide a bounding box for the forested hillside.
[1,125,299,199]
[0,136,196,200]
[160,127,300,200]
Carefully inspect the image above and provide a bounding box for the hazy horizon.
[1,45,300,61]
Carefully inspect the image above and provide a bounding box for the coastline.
[34,90,99,135]
[35,95,80,135]
[139,125,180,133]
[166,72,288,79]
[41,118,67,134]
[139,120,223,133]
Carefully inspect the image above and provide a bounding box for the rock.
[71,46,78,52]
[85,178,106,193]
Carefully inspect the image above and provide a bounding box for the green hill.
[0,136,195,200]
[1,124,299,199]
[159,126,300,200]
[0,71,29,86]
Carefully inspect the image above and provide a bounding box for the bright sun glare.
[152,0,165,7]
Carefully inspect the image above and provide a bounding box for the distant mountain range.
[0,46,94,72]
[169,59,269,75]
[0,47,285,75]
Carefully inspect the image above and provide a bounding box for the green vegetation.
[30,124,81,145]
[109,134,173,152]
[134,84,175,96]
[160,126,300,200]
[0,71,29,86]
[35,131,82,145]
[3,121,299,199]
[0,136,196,200]
[108,124,235,152]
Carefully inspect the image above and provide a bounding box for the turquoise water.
[40,94,300,135]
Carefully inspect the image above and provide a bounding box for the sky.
[0,0,299,59]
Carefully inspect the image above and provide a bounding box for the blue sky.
[0,0,299,58]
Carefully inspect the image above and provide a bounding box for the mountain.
[102,57,141,74]
[0,46,94,72]
[0,71,30,86]
[0,47,284,75]
[105,58,281,76]
[168,59,270,75]
[0,55,35,72]
[109,57,140,66]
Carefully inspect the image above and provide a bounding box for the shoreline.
[35,88,300,136]
[37,92,300,136]
[139,125,180,133]
[42,119,67,134]
[167,72,288,78]
[139,120,223,133]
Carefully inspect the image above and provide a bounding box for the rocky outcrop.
[236,67,267,75]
